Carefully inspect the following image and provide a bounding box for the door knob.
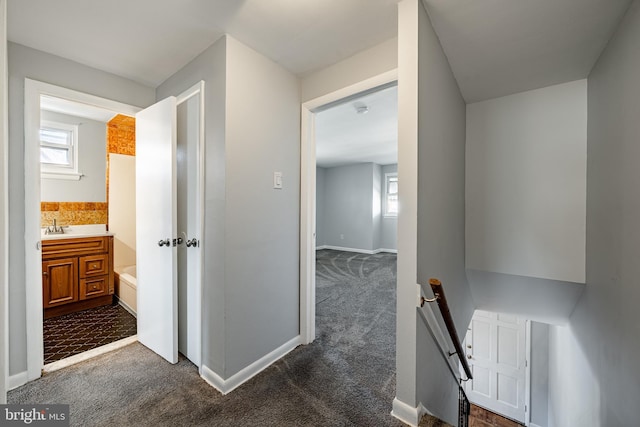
[185,238,199,248]
[158,239,170,247]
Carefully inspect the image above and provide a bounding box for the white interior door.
[136,96,178,364]
[464,310,527,422]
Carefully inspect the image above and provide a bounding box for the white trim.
[316,245,397,255]
[300,69,398,346]
[383,172,398,217]
[39,120,79,176]
[8,372,28,391]
[24,79,142,382]
[201,335,301,395]
[1,0,8,405]
[530,423,543,427]
[175,80,205,369]
[43,335,138,374]
[41,172,82,181]
[391,398,426,427]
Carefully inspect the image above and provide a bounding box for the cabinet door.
[42,258,78,308]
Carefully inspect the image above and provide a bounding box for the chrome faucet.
[45,219,65,235]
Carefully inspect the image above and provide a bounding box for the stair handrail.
[421,277,473,381]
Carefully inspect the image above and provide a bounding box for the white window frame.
[384,172,398,218]
[40,120,81,180]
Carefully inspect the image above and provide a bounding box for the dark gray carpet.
[10,250,448,426]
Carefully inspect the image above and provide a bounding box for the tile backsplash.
[41,202,108,227]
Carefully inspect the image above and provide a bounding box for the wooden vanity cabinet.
[42,236,114,319]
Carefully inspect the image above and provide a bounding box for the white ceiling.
[8,1,633,101]
[7,0,634,166]
[41,96,118,123]
[316,85,397,168]
[8,0,400,88]
[424,0,633,102]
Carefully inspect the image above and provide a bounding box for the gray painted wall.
[397,0,474,423]
[530,322,549,427]
[372,163,382,250]
[381,164,397,251]
[317,162,395,253]
[315,166,326,247]
[157,35,300,379]
[415,4,474,424]
[466,80,587,284]
[223,36,300,377]
[40,110,106,202]
[7,42,155,376]
[467,270,584,326]
[322,163,375,251]
[555,1,640,426]
[156,37,228,376]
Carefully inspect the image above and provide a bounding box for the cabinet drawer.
[80,276,109,300]
[42,236,108,259]
[79,254,109,278]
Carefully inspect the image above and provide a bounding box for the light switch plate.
[273,172,283,189]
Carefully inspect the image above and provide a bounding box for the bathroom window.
[384,173,398,217]
[40,120,81,180]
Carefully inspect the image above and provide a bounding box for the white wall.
[466,80,587,283]
[565,2,640,426]
[381,164,397,251]
[40,110,106,202]
[108,153,136,269]
[7,42,155,377]
[396,1,475,424]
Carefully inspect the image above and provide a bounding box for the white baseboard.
[201,335,301,395]
[375,248,398,254]
[8,371,28,391]
[530,423,544,427]
[391,398,426,427]
[317,245,398,255]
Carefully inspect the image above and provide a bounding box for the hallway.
[8,251,421,426]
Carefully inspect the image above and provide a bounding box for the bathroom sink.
[41,224,114,240]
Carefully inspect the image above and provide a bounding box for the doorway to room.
[22,80,204,383]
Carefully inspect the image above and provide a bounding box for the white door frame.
[1,0,8,404]
[23,79,141,381]
[175,81,205,369]
[299,69,398,344]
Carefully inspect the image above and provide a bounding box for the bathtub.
[115,265,137,316]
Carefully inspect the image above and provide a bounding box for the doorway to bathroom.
[39,96,138,366]
[22,79,204,383]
